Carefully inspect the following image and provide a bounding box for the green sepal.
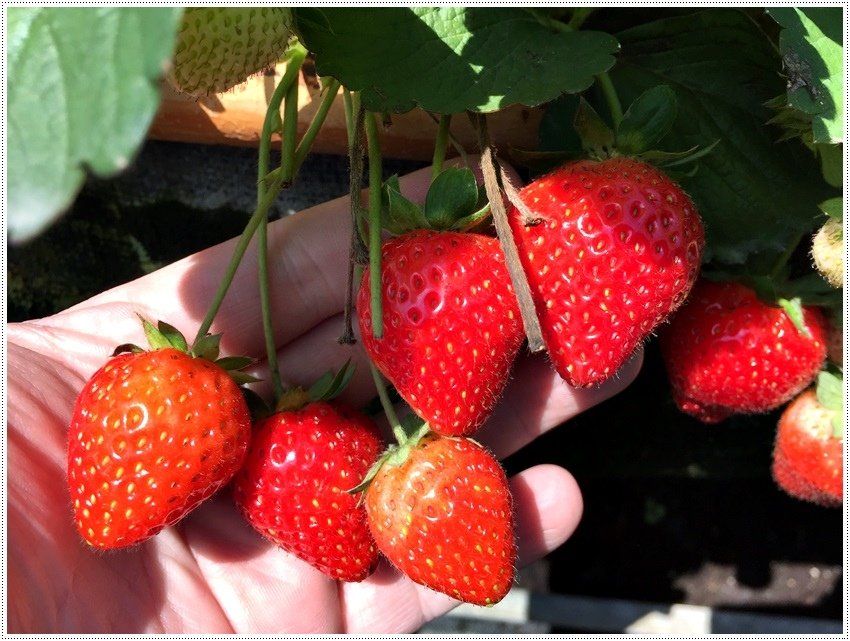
[778,297,809,337]
[215,355,256,372]
[275,361,356,413]
[307,359,356,402]
[452,202,492,232]
[816,369,843,438]
[637,140,720,169]
[112,343,145,357]
[818,196,843,220]
[348,419,431,495]
[243,387,274,422]
[381,175,429,234]
[380,168,492,234]
[192,333,222,361]
[616,85,678,155]
[573,97,615,157]
[423,167,480,230]
[227,370,262,386]
[140,316,190,352]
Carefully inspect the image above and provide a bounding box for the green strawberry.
[167,7,293,97]
[812,216,844,288]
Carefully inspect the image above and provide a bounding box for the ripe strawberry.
[233,401,383,581]
[659,280,829,423]
[67,330,253,549]
[772,388,843,507]
[364,433,515,605]
[507,157,704,387]
[357,230,524,436]
[167,7,293,97]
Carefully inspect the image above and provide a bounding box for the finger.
[476,349,644,459]
[342,463,583,633]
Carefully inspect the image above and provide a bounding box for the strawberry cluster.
[64,152,842,613]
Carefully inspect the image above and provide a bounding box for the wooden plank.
[148,62,543,160]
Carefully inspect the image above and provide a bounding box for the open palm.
[6,164,641,633]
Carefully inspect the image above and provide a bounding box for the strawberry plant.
[6,5,844,629]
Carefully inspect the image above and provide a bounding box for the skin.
[6,162,642,633]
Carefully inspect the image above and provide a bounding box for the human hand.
[6,162,642,633]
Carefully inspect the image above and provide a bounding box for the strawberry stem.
[426,112,468,166]
[431,114,452,182]
[567,8,595,29]
[769,231,804,281]
[257,47,306,401]
[293,77,341,175]
[339,94,369,344]
[596,72,623,129]
[365,110,385,339]
[369,361,405,445]
[193,52,305,347]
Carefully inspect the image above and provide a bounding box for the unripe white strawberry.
[811,217,844,288]
[167,7,293,97]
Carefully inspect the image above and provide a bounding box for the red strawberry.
[233,401,383,581]
[508,157,704,387]
[364,433,515,605]
[772,388,843,507]
[659,280,828,423]
[67,343,252,549]
[357,230,524,436]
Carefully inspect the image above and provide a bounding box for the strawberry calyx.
[380,166,491,234]
[512,86,718,179]
[349,416,431,495]
[274,360,356,413]
[113,315,259,387]
[816,369,844,438]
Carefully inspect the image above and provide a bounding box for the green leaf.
[608,9,836,264]
[767,7,843,144]
[814,143,843,187]
[424,167,480,229]
[616,85,678,155]
[294,7,618,113]
[7,7,182,243]
[573,98,615,156]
